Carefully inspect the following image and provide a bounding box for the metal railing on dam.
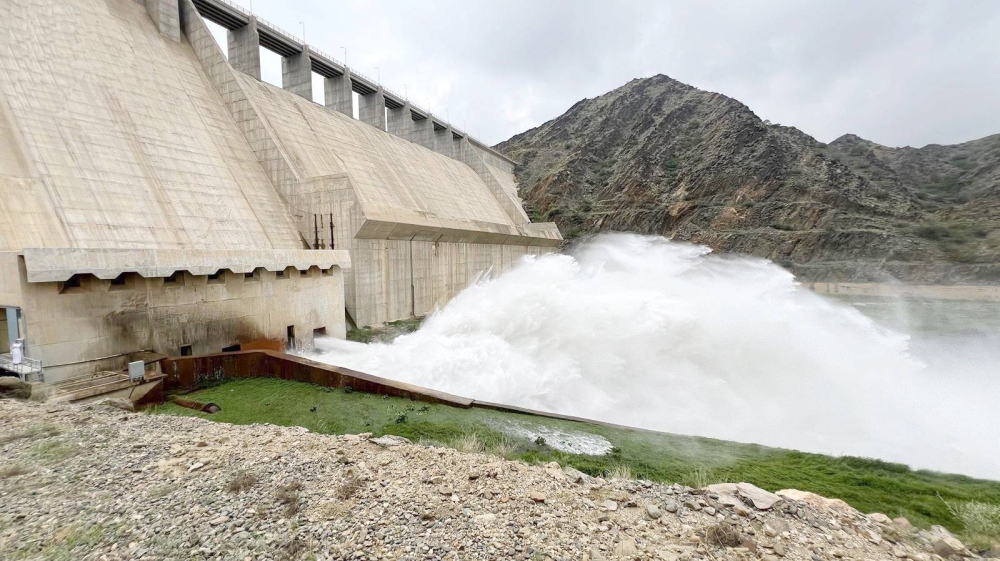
[190,0,514,164]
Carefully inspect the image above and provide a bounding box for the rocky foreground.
[0,398,991,561]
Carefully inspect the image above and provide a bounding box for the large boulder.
[868,512,892,525]
[776,489,857,515]
[736,483,783,510]
[705,483,739,495]
[933,536,970,558]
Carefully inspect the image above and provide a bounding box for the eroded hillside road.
[0,399,978,560]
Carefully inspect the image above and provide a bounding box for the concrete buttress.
[282,46,313,101]
[359,87,387,130]
[228,19,262,79]
[325,68,354,117]
[144,0,181,41]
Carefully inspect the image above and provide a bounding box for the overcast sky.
[206,0,1000,148]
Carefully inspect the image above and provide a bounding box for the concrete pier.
[227,19,261,79]
[409,116,436,150]
[144,0,181,41]
[359,87,387,130]
[387,102,414,138]
[434,125,455,159]
[282,46,312,101]
[325,68,354,117]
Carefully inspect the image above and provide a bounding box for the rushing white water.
[311,233,1000,479]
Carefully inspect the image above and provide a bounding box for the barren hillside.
[499,75,1000,284]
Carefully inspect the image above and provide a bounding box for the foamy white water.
[311,233,999,479]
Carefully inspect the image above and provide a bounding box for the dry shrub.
[605,463,633,481]
[280,535,305,560]
[453,432,485,454]
[684,466,714,489]
[0,423,60,445]
[944,498,1000,545]
[336,471,361,500]
[0,463,29,478]
[489,434,518,457]
[227,470,259,494]
[704,523,743,548]
[276,481,303,516]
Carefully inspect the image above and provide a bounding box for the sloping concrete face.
[0,0,352,379]
[233,74,527,237]
[0,0,303,252]
[143,0,181,42]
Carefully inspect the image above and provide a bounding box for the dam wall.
[0,0,306,252]
[0,0,558,381]
[0,0,349,381]
[178,0,561,327]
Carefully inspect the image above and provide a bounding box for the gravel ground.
[0,398,986,560]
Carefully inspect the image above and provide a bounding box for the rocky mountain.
[498,75,1000,284]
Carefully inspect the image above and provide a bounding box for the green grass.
[8,523,108,561]
[150,378,1000,545]
[29,439,76,463]
[347,318,424,343]
[914,220,994,263]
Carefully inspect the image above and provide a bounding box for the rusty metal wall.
[162,351,474,408]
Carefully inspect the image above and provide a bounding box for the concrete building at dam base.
[0,0,560,384]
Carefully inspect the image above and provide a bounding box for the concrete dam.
[0,0,560,382]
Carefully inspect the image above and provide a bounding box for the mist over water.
[312,234,1000,479]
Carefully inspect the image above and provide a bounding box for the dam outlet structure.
[0,0,560,383]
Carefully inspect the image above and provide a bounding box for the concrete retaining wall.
[2,252,347,382]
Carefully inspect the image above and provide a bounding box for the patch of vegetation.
[0,463,30,478]
[336,471,361,500]
[704,523,743,547]
[944,499,1000,550]
[9,523,107,561]
[915,220,993,263]
[949,155,974,170]
[152,378,1000,543]
[276,481,303,516]
[0,423,60,445]
[605,463,634,481]
[347,317,424,344]
[227,470,259,494]
[30,439,75,462]
[920,175,964,199]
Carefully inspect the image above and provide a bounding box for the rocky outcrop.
[499,75,1000,284]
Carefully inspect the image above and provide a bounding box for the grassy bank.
[150,378,1000,547]
[346,318,424,344]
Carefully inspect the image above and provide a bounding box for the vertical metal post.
[329,215,335,250]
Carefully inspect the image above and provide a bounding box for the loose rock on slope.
[0,398,988,560]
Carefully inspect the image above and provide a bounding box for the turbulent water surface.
[312,234,1000,479]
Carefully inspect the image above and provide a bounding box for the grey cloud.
[211,0,1000,147]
